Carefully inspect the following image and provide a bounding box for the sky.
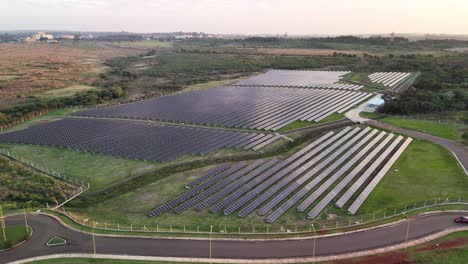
[1,0,468,35]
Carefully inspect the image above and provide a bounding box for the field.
[0,42,139,109]
[33,85,99,99]
[0,225,31,250]
[360,112,467,144]
[357,139,468,214]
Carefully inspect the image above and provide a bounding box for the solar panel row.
[263,128,375,223]
[313,83,363,90]
[256,127,366,217]
[0,118,277,163]
[347,137,413,214]
[173,159,267,213]
[144,126,413,221]
[235,70,350,87]
[306,133,395,219]
[186,163,231,188]
[221,128,353,215]
[148,162,249,217]
[74,86,370,131]
[335,136,403,208]
[368,72,412,87]
[194,158,280,211]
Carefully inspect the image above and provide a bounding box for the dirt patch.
[327,213,340,220]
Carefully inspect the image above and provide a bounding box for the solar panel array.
[0,118,279,163]
[74,86,372,131]
[235,70,350,87]
[313,83,363,90]
[146,126,413,221]
[368,72,412,87]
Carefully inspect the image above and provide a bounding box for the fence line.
[0,149,89,189]
[379,113,468,126]
[53,197,467,236]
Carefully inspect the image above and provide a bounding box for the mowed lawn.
[0,225,30,250]
[380,117,461,141]
[0,143,162,192]
[357,139,467,214]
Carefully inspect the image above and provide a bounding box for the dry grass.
[0,42,140,109]
[239,47,365,56]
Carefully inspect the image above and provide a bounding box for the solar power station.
[313,83,364,90]
[368,72,413,88]
[235,70,363,90]
[0,118,280,162]
[75,86,372,131]
[235,70,350,87]
[148,126,413,221]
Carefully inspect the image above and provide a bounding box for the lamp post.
[209,225,213,263]
[311,223,317,263]
[23,200,32,233]
[0,204,6,241]
[92,222,98,255]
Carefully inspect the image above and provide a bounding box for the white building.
[35,32,54,40]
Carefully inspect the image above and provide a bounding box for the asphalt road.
[367,120,468,175]
[1,212,466,263]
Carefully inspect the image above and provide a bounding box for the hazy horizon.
[1,0,468,35]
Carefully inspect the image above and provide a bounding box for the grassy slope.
[380,117,460,141]
[0,225,30,250]
[0,143,162,192]
[277,113,345,132]
[356,140,467,214]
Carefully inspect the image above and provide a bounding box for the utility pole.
[0,204,6,241]
[405,220,411,249]
[311,223,317,263]
[92,222,98,255]
[23,200,32,233]
[209,225,213,263]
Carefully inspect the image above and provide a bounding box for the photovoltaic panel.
[335,135,403,208]
[347,137,413,214]
[306,132,393,219]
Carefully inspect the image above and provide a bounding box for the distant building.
[60,35,75,40]
[35,32,54,40]
[367,98,385,109]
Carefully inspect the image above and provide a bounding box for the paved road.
[367,120,468,175]
[1,212,466,263]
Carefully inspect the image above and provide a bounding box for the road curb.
[7,227,468,264]
[15,210,468,242]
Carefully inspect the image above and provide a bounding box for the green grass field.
[359,111,383,119]
[379,117,461,141]
[356,139,467,214]
[0,225,31,250]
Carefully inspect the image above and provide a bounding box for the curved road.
[367,120,468,175]
[1,212,467,263]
